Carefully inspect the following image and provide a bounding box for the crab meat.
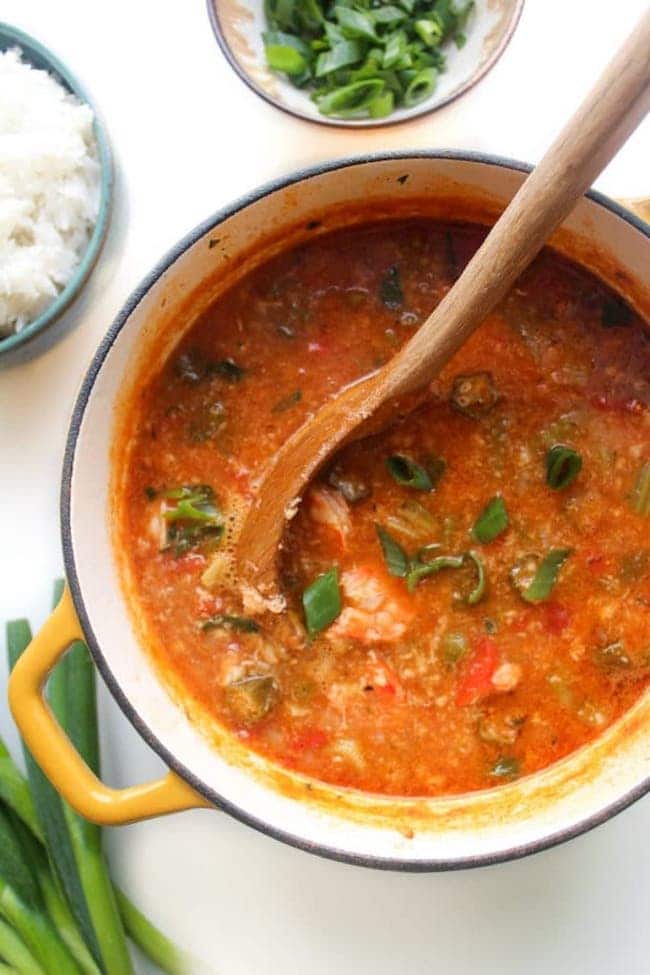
[308,486,351,546]
[330,566,415,644]
[491,661,522,693]
[147,508,166,548]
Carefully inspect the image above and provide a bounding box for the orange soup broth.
[117,220,650,797]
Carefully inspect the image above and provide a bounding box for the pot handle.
[8,585,212,825]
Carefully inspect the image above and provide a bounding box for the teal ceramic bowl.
[0,23,113,367]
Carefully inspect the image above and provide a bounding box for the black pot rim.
[61,149,650,872]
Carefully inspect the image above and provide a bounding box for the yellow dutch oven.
[9,153,650,870]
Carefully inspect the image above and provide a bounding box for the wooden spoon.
[234,11,650,596]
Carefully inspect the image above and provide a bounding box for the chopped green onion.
[386,499,437,540]
[406,553,464,592]
[464,550,486,605]
[379,265,403,309]
[373,6,408,27]
[164,522,223,558]
[406,546,485,602]
[315,39,364,76]
[416,542,441,561]
[263,0,473,120]
[386,454,432,491]
[631,462,650,516]
[414,18,443,47]
[302,568,342,635]
[264,31,310,75]
[471,496,509,543]
[334,6,379,43]
[212,358,245,382]
[546,445,582,490]
[201,614,261,633]
[162,485,223,557]
[162,485,219,523]
[511,549,572,603]
[176,351,245,384]
[315,79,385,117]
[404,67,437,105]
[375,525,409,577]
[383,30,408,68]
[368,88,394,118]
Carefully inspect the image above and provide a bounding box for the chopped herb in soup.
[117,220,650,797]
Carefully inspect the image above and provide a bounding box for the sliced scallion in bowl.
[262,0,474,120]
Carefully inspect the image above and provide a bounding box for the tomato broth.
[117,220,650,797]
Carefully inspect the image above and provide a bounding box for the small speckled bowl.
[206,0,524,127]
[0,23,113,367]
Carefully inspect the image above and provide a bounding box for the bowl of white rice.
[0,23,112,365]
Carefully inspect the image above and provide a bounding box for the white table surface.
[1,1,649,972]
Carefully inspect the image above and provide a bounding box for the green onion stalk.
[4,582,193,974]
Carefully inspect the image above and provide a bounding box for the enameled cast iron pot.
[9,152,650,871]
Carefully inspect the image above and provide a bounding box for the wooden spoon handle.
[383,9,650,400]
[233,11,650,590]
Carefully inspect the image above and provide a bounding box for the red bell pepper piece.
[542,601,571,635]
[290,729,329,752]
[456,637,499,706]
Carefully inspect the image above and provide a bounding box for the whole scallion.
[56,642,134,975]
[4,583,192,975]
[0,806,80,975]
[0,914,47,975]
[6,619,100,966]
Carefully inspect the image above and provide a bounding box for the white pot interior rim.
[61,150,650,871]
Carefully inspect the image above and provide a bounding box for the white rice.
[0,47,100,336]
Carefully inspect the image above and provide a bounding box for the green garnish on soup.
[302,567,342,635]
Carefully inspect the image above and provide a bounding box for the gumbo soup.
[116,219,650,797]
